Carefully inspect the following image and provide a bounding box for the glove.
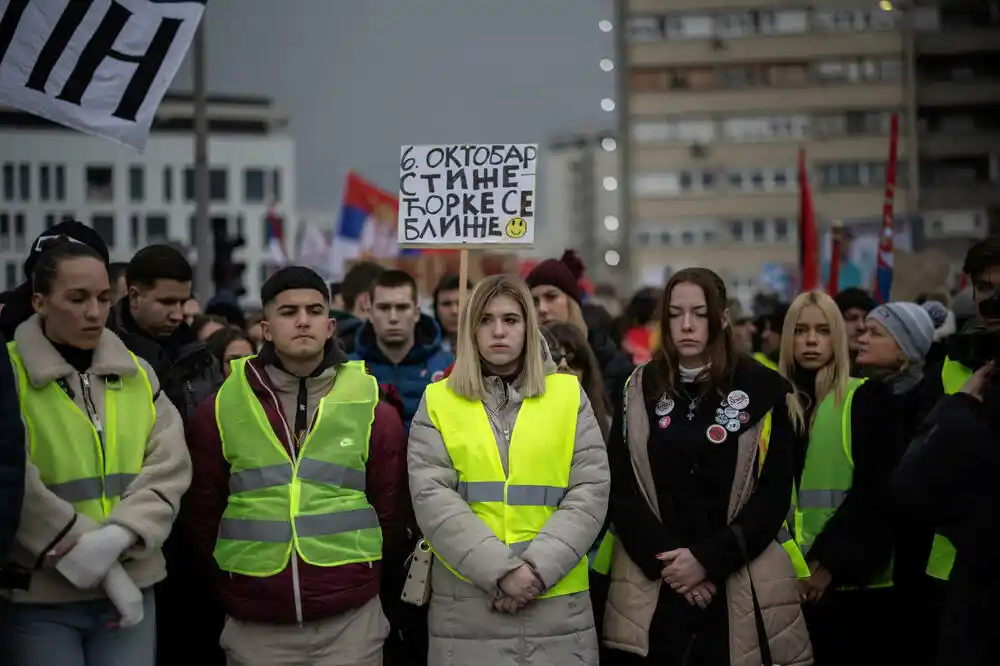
[103,563,144,628]
[56,524,136,589]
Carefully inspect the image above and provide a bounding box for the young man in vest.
[181,267,408,666]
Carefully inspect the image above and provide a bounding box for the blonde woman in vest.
[0,239,191,666]
[779,290,903,666]
[408,274,610,666]
[603,267,810,666]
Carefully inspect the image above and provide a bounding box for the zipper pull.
[80,374,104,433]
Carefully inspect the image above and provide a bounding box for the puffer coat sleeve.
[521,386,609,589]
[408,395,523,594]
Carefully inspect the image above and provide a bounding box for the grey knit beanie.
[866,301,947,362]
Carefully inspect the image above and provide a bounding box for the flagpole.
[192,21,212,303]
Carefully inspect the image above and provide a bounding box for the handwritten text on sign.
[398,143,537,245]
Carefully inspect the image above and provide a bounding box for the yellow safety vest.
[925,357,974,581]
[423,374,589,598]
[753,352,778,372]
[796,377,892,588]
[213,358,382,578]
[7,341,154,523]
[758,411,811,579]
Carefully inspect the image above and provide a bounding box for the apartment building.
[619,1,960,290]
[0,93,296,301]
[915,1,1000,256]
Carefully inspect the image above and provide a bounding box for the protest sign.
[397,143,537,247]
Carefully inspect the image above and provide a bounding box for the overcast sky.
[172,0,615,216]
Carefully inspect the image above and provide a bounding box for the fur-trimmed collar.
[13,314,138,388]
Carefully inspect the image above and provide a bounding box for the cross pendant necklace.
[686,400,697,421]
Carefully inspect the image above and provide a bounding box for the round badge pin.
[737,411,750,424]
[706,424,728,444]
[727,390,750,410]
[715,413,728,425]
[655,397,675,417]
[725,419,741,432]
[658,415,671,429]
[724,406,738,419]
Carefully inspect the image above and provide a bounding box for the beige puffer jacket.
[407,340,610,666]
[603,365,813,666]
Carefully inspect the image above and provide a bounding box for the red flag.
[873,113,900,304]
[798,148,820,291]
[826,221,843,297]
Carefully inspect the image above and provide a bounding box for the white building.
[540,132,622,283]
[0,93,296,300]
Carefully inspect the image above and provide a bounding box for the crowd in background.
[0,219,997,666]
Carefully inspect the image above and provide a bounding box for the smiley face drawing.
[505,217,528,239]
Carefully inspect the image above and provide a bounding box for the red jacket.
[180,356,409,624]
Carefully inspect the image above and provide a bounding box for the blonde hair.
[779,291,852,435]
[447,274,547,401]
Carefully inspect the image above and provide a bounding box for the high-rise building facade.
[618,1,989,291]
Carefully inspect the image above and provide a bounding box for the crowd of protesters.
[0,221,997,666]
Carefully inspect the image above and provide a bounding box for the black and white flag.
[0,0,205,150]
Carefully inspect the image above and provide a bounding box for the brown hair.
[547,322,612,440]
[648,267,736,399]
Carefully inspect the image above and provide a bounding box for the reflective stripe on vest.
[794,377,892,588]
[759,410,811,579]
[213,358,382,578]
[925,358,974,580]
[424,373,588,599]
[7,341,153,523]
[753,352,778,371]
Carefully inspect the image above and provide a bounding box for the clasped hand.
[658,548,715,608]
[490,564,544,614]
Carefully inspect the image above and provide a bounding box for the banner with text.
[398,143,537,246]
[0,0,205,150]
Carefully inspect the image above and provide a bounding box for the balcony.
[636,244,796,278]
[920,132,1000,158]
[629,0,806,11]
[632,82,903,116]
[921,183,1000,210]
[917,79,1000,107]
[635,137,904,171]
[633,188,910,221]
[917,28,1000,56]
[632,31,901,67]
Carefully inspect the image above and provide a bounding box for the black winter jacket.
[106,299,223,424]
[0,339,25,566]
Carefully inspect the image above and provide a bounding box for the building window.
[244,168,266,203]
[163,167,173,203]
[85,166,114,203]
[659,231,672,245]
[681,231,695,245]
[183,168,228,201]
[13,213,25,251]
[0,213,8,251]
[39,165,50,201]
[130,214,140,248]
[751,219,767,242]
[271,169,282,203]
[2,164,13,201]
[774,218,790,241]
[61,212,75,224]
[5,262,16,290]
[129,166,145,202]
[54,165,66,201]
[730,220,745,242]
[91,214,115,248]
[45,213,56,229]
[18,164,30,201]
[146,214,169,243]
[627,16,664,41]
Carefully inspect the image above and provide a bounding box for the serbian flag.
[874,113,900,304]
[264,207,288,265]
[797,148,820,292]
